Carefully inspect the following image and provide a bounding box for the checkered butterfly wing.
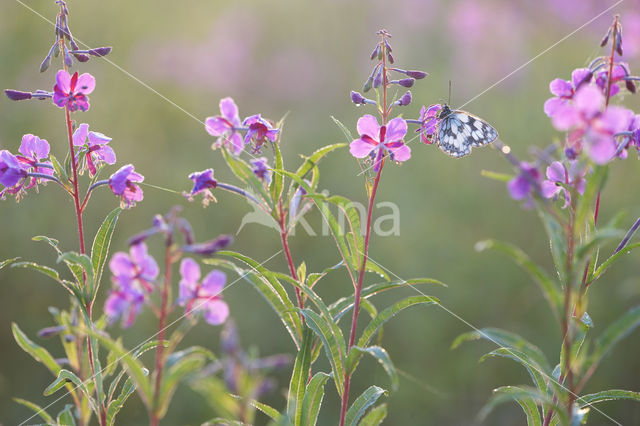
[436,108,498,158]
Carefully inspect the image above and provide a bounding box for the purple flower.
[551,86,633,164]
[109,164,144,208]
[104,279,146,328]
[109,243,158,293]
[618,114,640,156]
[507,162,541,208]
[243,114,279,153]
[540,161,586,208]
[52,70,95,112]
[205,97,244,155]
[18,134,53,189]
[179,258,229,325]
[250,157,271,184]
[544,68,592,117]
[349,115,411,171]
[595,63,631,97]
[73,124,116,176]
[418,104,442,144]
[188,169,217,196]
[0,150,27,188]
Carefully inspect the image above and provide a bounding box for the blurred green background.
[2,0,640,424]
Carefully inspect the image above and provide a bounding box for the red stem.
[279,200,304,316]
[151,244,173,426]
[65,106,86,255]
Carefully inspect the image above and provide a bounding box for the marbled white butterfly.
[436,104,498,158]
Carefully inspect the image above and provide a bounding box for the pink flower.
[179,258,229,325]
[540,161,586,208]
[243,114,279,154]
[205,97,244,155]
[73,124,116,176]
[418,104,442,144]
[544,68,592,117]
[52,70,95,112]
[349,115,411,171]
[109,164,144,208]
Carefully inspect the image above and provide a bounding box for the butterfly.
[435,104,498,158]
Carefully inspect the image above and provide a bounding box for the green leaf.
[590,242,640,282]
[300,309,346,397]
[475,239,562,318]
[292,143,346,184]
[221,147,273,209]
[331,116,354,143]
[576,227,624,262]
[106,377,136,426]
[57,404,77,426]
[349,346,398,392]
[358,403,387,426]
[329,278,445,323]
[58,251,95,290]
[479,386,565,426]
[13,397,55,424]
[357,296,439,349]
[212,253,302,346]
[32,235,62,255]
[0,257,20,269]
[90,331,152,408]
[452,328,550,372]
[45,369,98,414]
[575,165,608,236]
[11,261,61,283]
[202,418,247,426]
[271,140,285,204]
[50,154,70,190]
[479,348,549,394]
[344,386,387,426]
[585,305,640,372]
[12,322,61,375]
[157,352,207,419]
[288,329,313,424]
[301,372,331,426]
[578,389,640,407]
[244,398,281,421]
[538,208,568,286]
[91,208,121,299]
[481,169,513,182]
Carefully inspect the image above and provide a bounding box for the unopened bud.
[397,91,412,106]
[373,68,383,88]
[406,70,428,79]
[181,234,233,257]
[397,78,415,88]
[5,89,33,101]
[370,45,380,61]
[600,28,611,47]
[88,47,112,57]
[73,53,90,62]
[351,91,366,105]
[626,79,636,93]
[363,76,373,93]
[63,46,73,67]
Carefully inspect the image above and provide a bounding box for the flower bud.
[600,28,611,47]
[363,76,373,93]
[626,79,636,93]
[88,47,112,57]
[396,91,412,106]
[397,78,415,88]
[351,91,366,105]
[406,70,428,79]
[63,46,73,67]
[70,39,79,51]
[181,234,233,256]
[73,53,90,62]
[370,45,380,60]
[4,90,32,101]
[373,68,383,88]
[37,325,67,339]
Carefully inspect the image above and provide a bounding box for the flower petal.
[356,114,380,139]
[219,97,239,124]
[179,257,201,284]
[203,300,229,325]
[73,124,90,146]
[546,161,566,182]
[349,138,376,158]
[386,141,411,162]
[76,73,96,94]
[385,117,408,142]
[549,79,572,97]
[55,70,71,93]
[201,270,226,296]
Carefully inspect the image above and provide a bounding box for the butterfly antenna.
[448,80,452,105]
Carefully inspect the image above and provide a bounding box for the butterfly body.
[435,104,498,158]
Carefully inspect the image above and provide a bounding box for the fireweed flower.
[52,69,95,112]
[552,85,633,164]
[178,258,229,325]
[104,279,146,328]
[0,150,27,189]
[188,169,217,196]
[18,134,54,188]
[243,115,279,154]
[109,164,144,208]
[250,157,271,184]
[349,114,411,171]
[541,161,586,208]
[544,68,592,117]
[73,123,116,176]
[205,97,244,155]
[507,162,542,208]
[595,63,633,97]
[109,243,159,293]
[418,104,442,144]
